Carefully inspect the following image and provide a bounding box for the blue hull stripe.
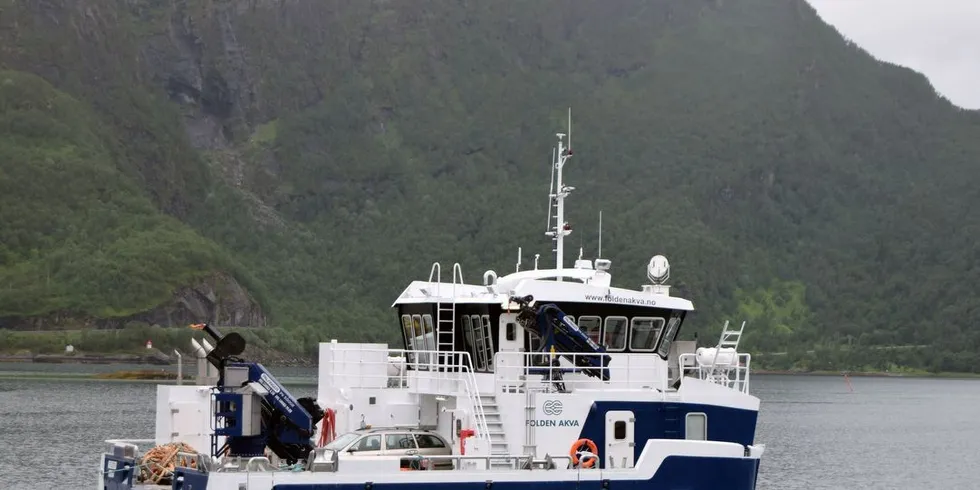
[578,401,757,466]
[272,455,759,490]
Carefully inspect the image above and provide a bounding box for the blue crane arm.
[231,362,315,444]
[189,323,323,464]
[512,296,613,381]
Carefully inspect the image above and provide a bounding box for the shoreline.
[0,370,318,386]
[0,352,316,368]
[0,353,171,365]
[3,354,977,380]
[754,369,980,379]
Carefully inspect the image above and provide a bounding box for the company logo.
[542,399,563,416]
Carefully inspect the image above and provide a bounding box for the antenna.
[544,108,574,278]
[545,147,556,233]
[516,247,522,273]
[567,107,572,153]
[598,210,603,258]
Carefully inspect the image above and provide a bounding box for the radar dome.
[647,255,670,284]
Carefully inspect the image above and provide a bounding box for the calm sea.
[0,364,977,489]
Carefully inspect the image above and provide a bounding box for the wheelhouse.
[392,262,693,374]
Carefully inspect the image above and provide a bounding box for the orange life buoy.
[569,438,598,468]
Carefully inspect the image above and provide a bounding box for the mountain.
[1,0,978,372]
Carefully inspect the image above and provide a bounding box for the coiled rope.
[139,442,197,484]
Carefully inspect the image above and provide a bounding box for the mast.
[545,109,574,277]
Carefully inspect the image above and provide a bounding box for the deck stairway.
[479,394,510,467]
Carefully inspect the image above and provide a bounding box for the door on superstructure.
[496,313,522,388]
[604,410,635,469]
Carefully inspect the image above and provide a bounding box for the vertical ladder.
[718,320,746,350]
[430,262,463,371]
[707,320,746,383]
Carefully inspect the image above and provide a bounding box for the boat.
[98,111,764,490]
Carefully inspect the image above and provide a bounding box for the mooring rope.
[138,442,198,484]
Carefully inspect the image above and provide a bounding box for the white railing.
[678,352,751,394]
[322,346,491,454]
[493,352,668,393]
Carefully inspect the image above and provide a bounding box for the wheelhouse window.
[685,413,707,440]
[412,314,432,365]
[656,315,682,359]
[412,315,423,341]
[471,315,488,370]
[401,315,415,348]
[480,315,495,370]
[421,314,435,351]
[604,316,628,351]
[630,317,664,352]
[463,316,484,371]
[577,316,602,345]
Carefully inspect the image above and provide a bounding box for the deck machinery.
[190,323,324,465]
[510,295,613,382]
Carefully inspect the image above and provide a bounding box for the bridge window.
[422,314,435,351]
[604,317,628,352]
[630,317,664,352]
[401,315,414,346]
[481,315,495,369]
[656,315,682,359]
[472,315,488,369]
[577,316,602,344]
[685,413,707,440]
[463,316,485,371]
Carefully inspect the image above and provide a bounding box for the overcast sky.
[807,0,980,110]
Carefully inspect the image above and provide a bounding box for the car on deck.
[325,427,454,470]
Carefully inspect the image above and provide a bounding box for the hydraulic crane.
[189,323,324,465]
[510,295,612,382]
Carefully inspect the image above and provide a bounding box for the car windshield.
[325,431,362,450]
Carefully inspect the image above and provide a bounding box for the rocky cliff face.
[0,0,275,330]
[136,0,260,151]
[129,272,268,328]
[0,273,265,330]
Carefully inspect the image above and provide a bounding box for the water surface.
[0,366,976,489]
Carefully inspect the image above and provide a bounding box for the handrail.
[678,352,751,394]
[322,346,491,455]
[493,351,668,393]
[456,350,492,455]
[405,454,573,470]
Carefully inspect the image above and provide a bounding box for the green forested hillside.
[1,0,979,372]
